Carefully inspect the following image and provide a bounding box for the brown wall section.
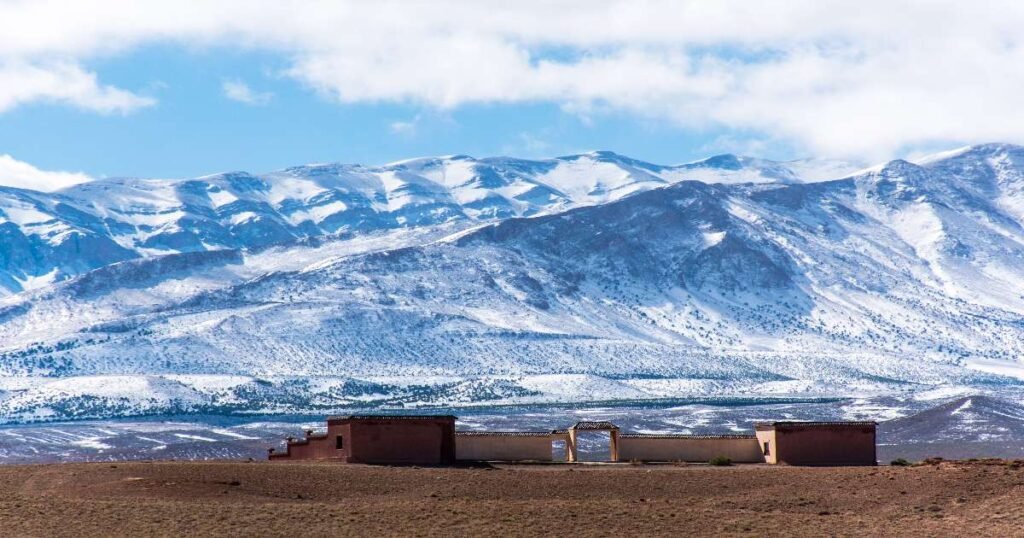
[618,436,763,463]
[456,434,553,461]
[270,416,454,465]
[348,419,455,465]
[756,423,876,466]
[280,435,328,460]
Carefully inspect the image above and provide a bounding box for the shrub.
[709,456,732,466]
[890,458,912,466]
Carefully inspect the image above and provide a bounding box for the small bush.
[890,458,912,466]
[709,456,732,466]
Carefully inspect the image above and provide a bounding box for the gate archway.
[554,421,620,462]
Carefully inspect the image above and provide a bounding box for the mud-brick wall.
[279,436,333,459]
[456,434,553,461]
[347,420,455,464]
[272,423,352,461]
[768,426,876,466]
[617,436,763,463]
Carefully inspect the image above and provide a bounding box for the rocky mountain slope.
[880,395,1024,444]
[2,144,1024,422]
[0,151,855,296]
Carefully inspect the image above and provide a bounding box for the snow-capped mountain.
[2,144,1024,423]
[0,151,858,296]
[880,395,1024,444]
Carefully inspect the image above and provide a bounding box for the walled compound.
[269,415,877,466]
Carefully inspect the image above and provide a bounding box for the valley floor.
[1,461,1023,537]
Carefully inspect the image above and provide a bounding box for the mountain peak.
[859,158,926,178]
[558,150,627,161]
[964,142,1024,154]
[692,153,743,170]
[881,158,921,171]
[881,395,1024,444]
[915,142,1024,166]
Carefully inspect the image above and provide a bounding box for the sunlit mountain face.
[2,144,1024,422]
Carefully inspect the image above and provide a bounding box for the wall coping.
[754,421,877,431]
[327,414,457,424]
[456,431,553,437]
[570,421,620,431]
[619,433,756,440]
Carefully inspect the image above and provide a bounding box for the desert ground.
[0,460,1022,537]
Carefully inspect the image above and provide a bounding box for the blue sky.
[1,1,1022,188]
[0,45,735,180]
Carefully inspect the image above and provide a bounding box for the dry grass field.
[1,460,1023,537]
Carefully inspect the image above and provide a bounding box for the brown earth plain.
[1,460,1023,537]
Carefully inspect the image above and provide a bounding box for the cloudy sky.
[1,0,1023,189]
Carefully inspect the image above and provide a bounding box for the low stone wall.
[617,435,763,463]
[455,432,553,461]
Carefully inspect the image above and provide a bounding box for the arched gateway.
[552,421,621,462]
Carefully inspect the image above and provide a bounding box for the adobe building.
[755,421,877,466]
[269,415,456,465]
[455,431,554,461]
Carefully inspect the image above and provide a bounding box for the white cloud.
[0,61,154,114]
[389,121,416,136]
[3,1,1024,157]
[0,155,93,191]
[222,79,272,105]
[389,112,430,136]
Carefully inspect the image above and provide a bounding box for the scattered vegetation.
[709,456,732,466]
[890,458,912,466]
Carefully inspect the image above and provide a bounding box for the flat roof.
[327,414,457,422]
[754,421,877,430]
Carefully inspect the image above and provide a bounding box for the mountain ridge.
[0,149,868,296]
[2,144,1024,422]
